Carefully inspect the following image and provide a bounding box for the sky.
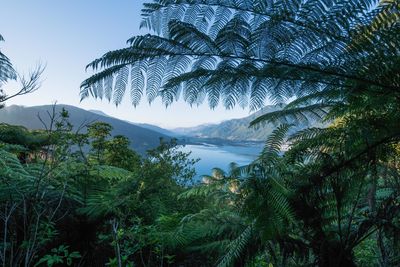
[0,0,253,128]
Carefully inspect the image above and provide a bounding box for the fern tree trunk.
[316,242,356,267]
[110,218,122,267]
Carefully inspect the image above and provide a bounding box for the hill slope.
[89,109,177,137]
[0,105,171,154]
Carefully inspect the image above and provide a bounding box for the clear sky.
[0,0,253,128]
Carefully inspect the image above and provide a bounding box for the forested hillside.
[0,105,171,154]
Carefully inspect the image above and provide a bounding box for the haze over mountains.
[177,106,321,143]
[173,106,284,142]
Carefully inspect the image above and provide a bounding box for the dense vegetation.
[1,0,400,266]
[0,114,199,266]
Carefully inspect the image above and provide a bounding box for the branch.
[1,64,45,103]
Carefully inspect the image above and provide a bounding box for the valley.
[0,104,267,177]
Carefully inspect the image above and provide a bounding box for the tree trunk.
[317,241,356,267]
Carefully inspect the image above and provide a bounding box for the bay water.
[180,144,263,181]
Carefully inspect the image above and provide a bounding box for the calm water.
[180,144,263,180]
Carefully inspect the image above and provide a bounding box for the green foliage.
[0,123,50,150]
[34,245,81,267]
[106,256,134,267]
[104,135,141,171]
[145,138,198,185]
[353,236,379,267]
[0,108,204,266]
[88,121,113,164]
[0,115,81,266]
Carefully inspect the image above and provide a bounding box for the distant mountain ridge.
[172,105,313,142]
[0,105,172,154]
[90,109,177,137]
[0,104,318,149]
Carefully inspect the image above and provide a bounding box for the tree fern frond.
[259,123,292,165]
[215,15,251,56]
[285,88,345,109]
[169,20,220,54]
[146,57,167,103]
[130,61,147,107]
[90,165,133,182]
[83,0,400,148]
[0,36,16,82]
[80,64,125,101]
[251,103,333,126]
[113,66,129,105]
[209,6,233,39]
[217,224,253,267]
[0,149,32,180]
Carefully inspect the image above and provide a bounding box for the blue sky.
[0,0,253,128]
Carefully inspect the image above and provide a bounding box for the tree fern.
[0,149,32,180]
[79,1,400,265]
[82,0,399,113]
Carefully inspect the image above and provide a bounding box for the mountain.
[172,105,315,142]
[0,105,171,154]
[133,123,177,137]
[88,109,110,117]
[173,123,215,136]
[89,109,177,137]
[89,109,177,136]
